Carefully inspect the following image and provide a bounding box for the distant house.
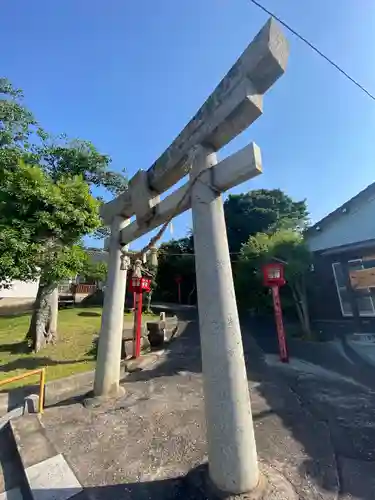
[0,249,109,312]
[306,182,375,333]
[0,280,40,314]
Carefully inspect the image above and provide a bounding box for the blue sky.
[2,1,375,250]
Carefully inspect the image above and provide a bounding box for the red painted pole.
[271,285,289,363]
[132,295,137,357]
[135,292,143,358]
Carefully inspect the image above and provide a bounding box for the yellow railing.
[0,368,46,414]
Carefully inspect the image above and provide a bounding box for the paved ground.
[35,318,339,499]
[3,312,375,499]
[247,316,375,499]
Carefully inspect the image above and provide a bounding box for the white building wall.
[0,279,40,299]
[308,195,375,252]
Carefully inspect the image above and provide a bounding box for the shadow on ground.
[78,311,102,317]
[0,423,26,494]
[26,466,212,500]
[120,310,375,499]
[0,356,89,373]
[0,341,29,355]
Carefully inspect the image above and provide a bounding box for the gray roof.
[306,181,375,236]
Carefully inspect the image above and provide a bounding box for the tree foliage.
[81,259,108,285]
[238,229,312,335]
[154,190,309,305]
[35,138,128,196]
[0,78,127,350]
[224,189,308,253]
[155,237,196,304]
[0,77,40,149]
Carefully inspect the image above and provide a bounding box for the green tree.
[239,229,312,335]
[0,77,40,149]
[155,237,196,304]
[0,158,100,350]
[81,259,108,286]
[224,189,308,253]
[0,79,127,351]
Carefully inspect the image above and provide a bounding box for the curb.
[0,395,39,432]
[0,318,185,416]
[9,414,84,500]
[341,336,375,390]
[0,366,125,416]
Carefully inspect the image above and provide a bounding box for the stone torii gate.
[94,19,288,496]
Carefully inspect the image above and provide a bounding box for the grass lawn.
[0,307,157,390]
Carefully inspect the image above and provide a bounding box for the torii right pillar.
[191,146,259,494]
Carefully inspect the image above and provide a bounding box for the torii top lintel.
[101,18,289,225]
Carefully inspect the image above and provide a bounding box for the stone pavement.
[264,353,375,500]
[34,320,341,499]
[246,315,375,499]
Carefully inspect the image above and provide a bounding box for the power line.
[248,0,375,102]
[157,252,242,257]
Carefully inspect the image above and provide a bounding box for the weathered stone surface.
[25,454,82,500]
[38,321,337,499]
[122,337,150,359]
[24,394,39,414]
[146,322,166,348]
[146,18,287,195]
[128,170,160,225]
[100,19,288,223]
[10,415,56,469]
[183,463,297,499]
[120,142,262,245]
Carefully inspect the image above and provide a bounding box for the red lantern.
[129,276,151,293]
[262,263,285,287]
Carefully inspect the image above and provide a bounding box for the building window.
[332,260,375,317]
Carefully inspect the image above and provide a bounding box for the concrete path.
[4,312,375,498]
[246,316,375,499]
[244,316,375,389]
[33,319,340,499]
[264,353,375,499]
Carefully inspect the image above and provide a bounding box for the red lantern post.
[262,263,289,363]
[129,276,151,358]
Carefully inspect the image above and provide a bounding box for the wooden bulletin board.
[350,268,375,289]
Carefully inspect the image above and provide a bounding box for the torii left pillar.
[94,216,129,397]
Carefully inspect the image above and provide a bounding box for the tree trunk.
[187,284,196,305]
[27,283,59,352]
[292,281,311,337]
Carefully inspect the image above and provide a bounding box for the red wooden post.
[132,294,137,358]
[271,285,288,363]
[262,262,289,363]
[129,276,151,359]
[135,292,143,358]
